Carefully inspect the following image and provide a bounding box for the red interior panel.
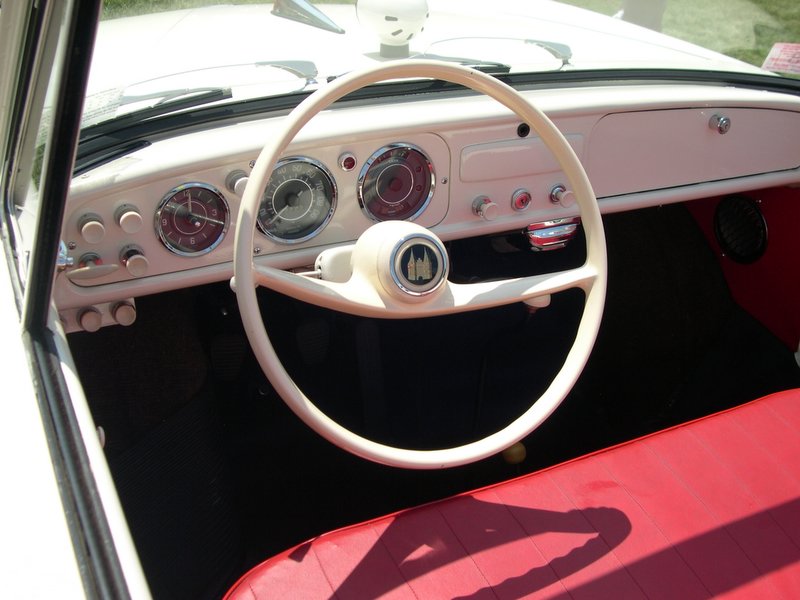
[688,187,800,350]
[226,389,800,599]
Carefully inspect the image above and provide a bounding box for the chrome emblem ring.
[390,234,448,296]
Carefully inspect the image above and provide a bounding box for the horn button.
[335,221,449,303]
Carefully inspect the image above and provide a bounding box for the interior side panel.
[688,186,800,351]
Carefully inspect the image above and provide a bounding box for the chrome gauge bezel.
[155,182,230,257]
[357,143,435,223]
[256,156,338,245]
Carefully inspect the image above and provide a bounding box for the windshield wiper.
[81,60,319,142]
[81,87,232,141]
[409,54,512,75]
[417,37,572,73]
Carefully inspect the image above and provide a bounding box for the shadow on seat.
[226,389,800,599]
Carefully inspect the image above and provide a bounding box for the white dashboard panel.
[57,83,800,332]
[587,108,800,197]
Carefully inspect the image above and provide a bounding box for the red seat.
[226,389,800,599]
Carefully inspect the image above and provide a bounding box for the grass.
[101,0,798,72]
[558,0,800,70]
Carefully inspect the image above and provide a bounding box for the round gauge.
[257,157,337,243]
[358,144,434,222]
[155,183,230,256]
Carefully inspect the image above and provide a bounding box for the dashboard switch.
[78,308,103,332]
[472,196,499,221]
[78,214,105,244]
[226,170,249,197]
[112,302,137,326]
[549,184,576,208]
[65,253,119,281]
[115,205,143,234]
[120,245,149,277]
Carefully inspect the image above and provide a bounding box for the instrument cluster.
[61,137,445,297]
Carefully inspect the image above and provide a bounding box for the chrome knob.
[709,114,731,134]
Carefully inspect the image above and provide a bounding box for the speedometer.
[257,157,337,243]
[358,143,434,222]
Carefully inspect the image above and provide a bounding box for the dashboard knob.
[78,214,105,244]
[226,170,249,197]
[112,302,137,326]
[120,246,149,277]
[472,196,499,221]
[78,308,102,332]
[549,184,576,208]
[709,114,731,134]
[116,205,143,234]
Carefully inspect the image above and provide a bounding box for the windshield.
[83,0,799,129]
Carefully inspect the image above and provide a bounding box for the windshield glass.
[84,0,799,129]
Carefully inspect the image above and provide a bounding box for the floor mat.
[109,391,243,600]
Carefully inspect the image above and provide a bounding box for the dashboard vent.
[713,195,767,264]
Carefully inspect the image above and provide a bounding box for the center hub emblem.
[391,235,447,296]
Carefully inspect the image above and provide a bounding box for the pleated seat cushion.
[226,389,800,599]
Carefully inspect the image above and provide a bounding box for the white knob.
[79,216,105,244]
[226,170,249,197]
[549,185,576,209]
[78,308,102,332]
[125,253,148,277]
[472,196,499,221]
[113,302,137,326]
[117,208,143,234]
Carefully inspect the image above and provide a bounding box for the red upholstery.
[227,390,800,599]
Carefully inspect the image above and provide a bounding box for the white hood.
[83,1,767,127]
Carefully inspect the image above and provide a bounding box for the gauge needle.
[267,206,289,225]
[185,189,193,213]
[186,211,225,226]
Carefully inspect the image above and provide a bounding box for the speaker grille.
[713,195,767,264]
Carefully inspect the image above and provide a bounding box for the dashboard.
[56,82,800,332]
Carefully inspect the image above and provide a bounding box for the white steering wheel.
[233,60,606,469]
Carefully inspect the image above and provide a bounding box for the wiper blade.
[409,54,512,75]
[81,60,319,141]
[81,87,232,141]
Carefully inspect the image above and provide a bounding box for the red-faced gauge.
[257,157,337,243]
[358,143,434,222]
[155,183,229,256]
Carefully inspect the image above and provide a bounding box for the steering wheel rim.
[233,60,606,469]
